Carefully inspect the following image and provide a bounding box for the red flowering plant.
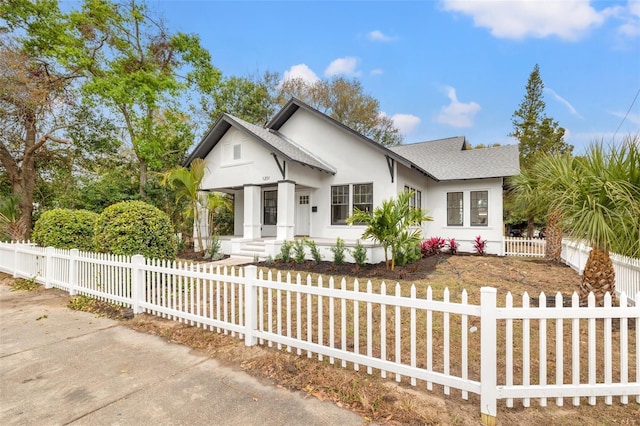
[473,235,487,255]
[420,237,446,257]
[447,238,459,255]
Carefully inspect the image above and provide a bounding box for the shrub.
[473,235,487,256]
[330,237,346,265]
[208,234,223,261]
[305,239,322,264]
[420,237,446,257]
[32,208,99,251]
[447,238,459,255]
[277,240,293,262]
[293,239,306,263]
[395,242,422,266]
[93,201,177,259]
[351,240,367,266]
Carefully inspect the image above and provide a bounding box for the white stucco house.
[186,98,520,262]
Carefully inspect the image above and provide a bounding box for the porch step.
[230,240,268,262]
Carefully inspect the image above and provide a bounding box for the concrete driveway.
[0,282,368,425]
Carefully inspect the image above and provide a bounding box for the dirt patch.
[3,256,638,425]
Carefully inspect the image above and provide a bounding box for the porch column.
[243,184,261,239]
[277,180,295,241]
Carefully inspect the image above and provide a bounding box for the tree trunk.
[139,158,147,198]
[545,211,562,262]
[526,215,535,239]
[579,247,616,306]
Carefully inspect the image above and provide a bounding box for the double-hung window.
[353,183,373,213]
[471,191,488,226]
[331,185,349,225]
[447,192,463,226]
[331,183,373,225]
[404,185,422,210]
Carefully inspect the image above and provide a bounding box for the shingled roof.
[390,137,520,180]
[186,99,519,181]
[185,113,337,174]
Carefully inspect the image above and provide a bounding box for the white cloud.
[324,57,361,77]
[282,64,320,84]
[367,30,397,42]
[370,68,384,76]
[435,86,481,128]
[441,0,609,41]
[387,113,421,136]
[616,0,640,38]
[610,110,640,127]
[545,88,583,119]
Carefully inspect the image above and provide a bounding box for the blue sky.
[117,1,640,153]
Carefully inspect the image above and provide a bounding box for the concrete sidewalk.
[0,283,368,425]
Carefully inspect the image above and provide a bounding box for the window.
[353,183,373,213]
[447,192,463,226]
[471,191,488,226]
[233,144,241,160]
[404,185,422,210]
[299,195,309,205]
[331,185,349,225]
[263,190,277,225]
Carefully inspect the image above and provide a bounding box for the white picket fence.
[0,241,638,424]
[503,236,546,257]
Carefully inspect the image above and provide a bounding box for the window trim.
[447,192,464,227]
[470,190,488,226]
[331,185,349,225]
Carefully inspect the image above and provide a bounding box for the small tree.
[347,191,432,270]
[161,158,207,253]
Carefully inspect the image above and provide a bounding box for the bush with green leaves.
[330,237,346,265]
[395,242,422,267]
[32,208,99,251]
[207,234,223,261]
[351,240,368,266]
[293,239,306,263]
[93,201,177,259]
[277,240,293,262]
[305,239,322,264]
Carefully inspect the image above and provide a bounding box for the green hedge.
[32,209,99,251]
[93,200,177,259]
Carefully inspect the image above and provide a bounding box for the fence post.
[12,242,18,278]
[244,265,258,347]
[480,287,497,426]
[44,247,54,289]
[69,248,79,296]
[131,255,145,314]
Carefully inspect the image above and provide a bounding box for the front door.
[262,189,277,237]
[294,192,310,236]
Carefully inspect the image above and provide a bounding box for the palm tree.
[538,137,640,305]
[509,154,574,262]
[0,195,25,242]
[347,191,432,270]
[206,191,234,236]
[161,158,207,253]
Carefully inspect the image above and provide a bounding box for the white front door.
[294,192,310,236]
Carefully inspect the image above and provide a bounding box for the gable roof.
[186,98,519,182]
[267,98,437,180]
[390,137,520,180]
[185,113,337,174]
